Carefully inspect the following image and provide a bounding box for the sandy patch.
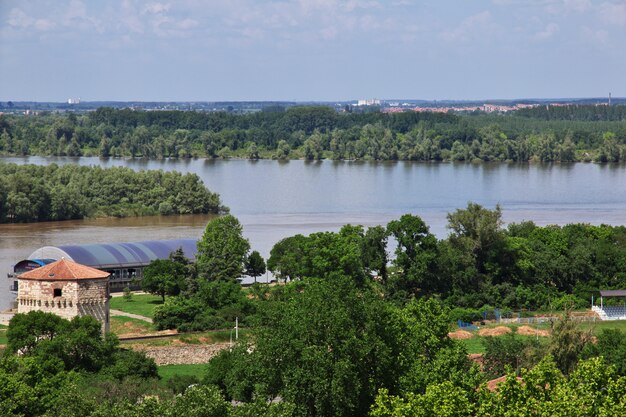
[516,325,550,337]
[448,330,474,340]
[478,326,512,337]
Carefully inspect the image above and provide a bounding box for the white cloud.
[563,0,591,13]
[441,11,493,42]
[143,3,171,15]
[599,2,626,25]
[119,0,145,33]
[7,8,55,31]
[582,26,609,44]
[177,18,198,30]
[533,22,559,40]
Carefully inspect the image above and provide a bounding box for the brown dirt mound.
[448,330,474,340]
[478,326,512,337]
[516,325,550,337]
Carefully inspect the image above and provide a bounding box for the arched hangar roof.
[27,239,198,270]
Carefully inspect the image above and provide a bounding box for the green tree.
[362,225,389,283]
[245,250,266,283]
[196,215,250,281]
[447,203,505,275]
[387,214,439,298]
[142,258,187,301]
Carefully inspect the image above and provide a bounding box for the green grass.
[110,294,163,318]
[0,329,7,345]
[460,337,486,354]
[578,319,626,335]
[158,364,208,385]
[457,320,626,355]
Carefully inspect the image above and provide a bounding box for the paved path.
[110,309,153,323]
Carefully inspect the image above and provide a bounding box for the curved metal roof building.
[27,239,198,269]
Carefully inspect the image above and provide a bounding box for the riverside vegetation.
[0,163,226,223]
[3,209,626,416]
[1,105,626,162]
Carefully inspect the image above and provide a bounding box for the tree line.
[144,206,626,333]
[0,163,227,223]
[1,105,625,162]
[4,210,626,416]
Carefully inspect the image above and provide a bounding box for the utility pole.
[235,316,239,340]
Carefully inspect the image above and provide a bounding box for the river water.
[2,156,626,309]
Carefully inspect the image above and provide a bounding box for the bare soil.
[478,326,512,337]
[448,330,474,340]
[516,325,550,337]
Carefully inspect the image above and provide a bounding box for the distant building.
[9,239,198,294]
[17,258,110,333]
[67,98,81,104]
[356,98,381,106]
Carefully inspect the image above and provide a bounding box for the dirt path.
[110,309,153,323]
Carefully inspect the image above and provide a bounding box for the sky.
[0,0,625,102]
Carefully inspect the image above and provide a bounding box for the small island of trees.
[0,163,227,223]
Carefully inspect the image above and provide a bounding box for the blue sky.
[1,0,625,101]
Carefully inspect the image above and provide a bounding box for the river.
[2,157,626,309]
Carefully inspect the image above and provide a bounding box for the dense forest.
[0,163,226,223]
[148,208,626,336]
[1,105,626,162]
[3,212,626,416]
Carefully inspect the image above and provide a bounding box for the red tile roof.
[18,258,110,281]
[485,375,523,392]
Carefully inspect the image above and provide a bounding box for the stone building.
[17,258,111,333]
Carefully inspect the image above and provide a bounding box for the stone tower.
[17,258,111,333]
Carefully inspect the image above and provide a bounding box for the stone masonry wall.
[18,278,110,333]
[17,280,79,320]
[132,343,231,365]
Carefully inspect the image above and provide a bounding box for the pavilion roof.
[599,290,626,297]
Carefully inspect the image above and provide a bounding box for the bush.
[449,307,482,323]
[122,287,133,301]
[483,334,542,378]
[100,349,159,381]
[166,374,200,394]
[153,297,203,330]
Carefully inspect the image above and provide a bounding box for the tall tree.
[245,250,266,283]
[196,215,250,281]
[446,202,504,274]
[387,214,439,298]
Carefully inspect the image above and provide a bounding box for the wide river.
[2,156,626,309]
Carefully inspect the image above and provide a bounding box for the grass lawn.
[158,363,208,385]
[579,319,626,335]
[457,319,626,354]
[461,337,486,354]
[0,329,7,345]
[110,316,154,335]
[110,294,163,318]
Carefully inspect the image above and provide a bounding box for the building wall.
[17,280,80,319]
[17,279,110,333]
[77,280,110,333]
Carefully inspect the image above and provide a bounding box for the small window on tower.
[54,288,62,297]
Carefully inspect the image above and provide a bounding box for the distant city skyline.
[1,0,625,102]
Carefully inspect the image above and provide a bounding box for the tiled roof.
[18,258,110,281]
[485,375,523,392]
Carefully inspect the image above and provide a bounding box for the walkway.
[110,309,153,323]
